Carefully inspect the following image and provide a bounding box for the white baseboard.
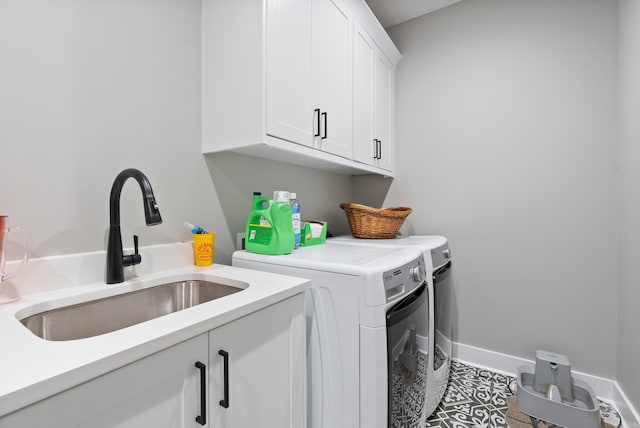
[452,342,640,428]
[612,381,640,428]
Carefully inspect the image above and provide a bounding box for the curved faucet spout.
[109,169,162,227]
[106,168,163,284]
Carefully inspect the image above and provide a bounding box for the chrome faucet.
[106,168,162,284]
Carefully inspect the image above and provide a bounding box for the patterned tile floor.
[425,360,622,428]
[426,360,513,427]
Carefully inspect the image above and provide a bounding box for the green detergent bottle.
[245,191,294,255]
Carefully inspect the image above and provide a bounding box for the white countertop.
[0,246,310,417]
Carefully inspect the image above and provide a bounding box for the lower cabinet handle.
[219,350,230,408]
[314,108,320,137]
[195,362,207,425]
[321,112,328,139]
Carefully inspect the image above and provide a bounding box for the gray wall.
[354,0,619,378]
[1,0,632,395]
[617,0,640,409]
[0,0,351,266]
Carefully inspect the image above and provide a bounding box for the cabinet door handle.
[376,139,382,159]
[373,139,378,159]
[219,350,230,408]
[314,108,320,137]
[195,362,207,425]
[321,112,327,139]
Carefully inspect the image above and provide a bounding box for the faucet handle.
[133,234,139,255]
[122,235,142,267]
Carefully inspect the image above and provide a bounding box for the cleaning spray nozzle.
[184,222,208,234]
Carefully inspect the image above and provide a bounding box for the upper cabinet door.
[265,0,315,147]
[373,50,393,172]
[352,24,394,172]
[314,0,353,159]
[352,23,375,166]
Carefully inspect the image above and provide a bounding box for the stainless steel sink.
[20,280,243,341]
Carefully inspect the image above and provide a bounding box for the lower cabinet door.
[208,294,306,428]
[0,334,209,428]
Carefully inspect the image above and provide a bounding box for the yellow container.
[193,233,215,266]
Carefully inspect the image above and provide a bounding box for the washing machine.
[232,242,429,428]
[330,235,453,422]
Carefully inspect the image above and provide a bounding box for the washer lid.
[233,242,422,276]
[330,235,447,252]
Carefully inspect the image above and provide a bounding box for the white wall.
[354,0,619,377]
[0,0,351,266]
[617,0,640,409]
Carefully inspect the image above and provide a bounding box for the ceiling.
[364,0,464,28]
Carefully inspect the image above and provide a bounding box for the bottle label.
[247,224,273,245]
[249,215,272,228]
[248,215,273,245]
[292,213,301,232]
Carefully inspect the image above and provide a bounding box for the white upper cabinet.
[266,0,352,159]
[352,22,394,172]
[373,48,394,172]
[352,23,376,166]
[314,0,353,159]
[265,0,315,147]
[202,0,399,176]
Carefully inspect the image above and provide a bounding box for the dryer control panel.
[431,244,451,270]
[382,256,425,302]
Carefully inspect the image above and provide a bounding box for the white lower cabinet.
[0,334,208,428]
[0,294,305,428]
[209,295,306,428]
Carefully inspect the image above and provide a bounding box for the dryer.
[232,242,428,428]
[330,235,453,421]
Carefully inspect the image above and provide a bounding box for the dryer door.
[385,282,430,427]
[433,261,453,389]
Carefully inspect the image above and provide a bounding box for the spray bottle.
[184,222,208,234]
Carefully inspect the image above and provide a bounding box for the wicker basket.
[340,203,412,239]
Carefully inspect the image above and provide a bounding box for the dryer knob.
[410,266,425,282]
[443,248,451,259]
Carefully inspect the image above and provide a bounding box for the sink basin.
[20,280,243,341]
